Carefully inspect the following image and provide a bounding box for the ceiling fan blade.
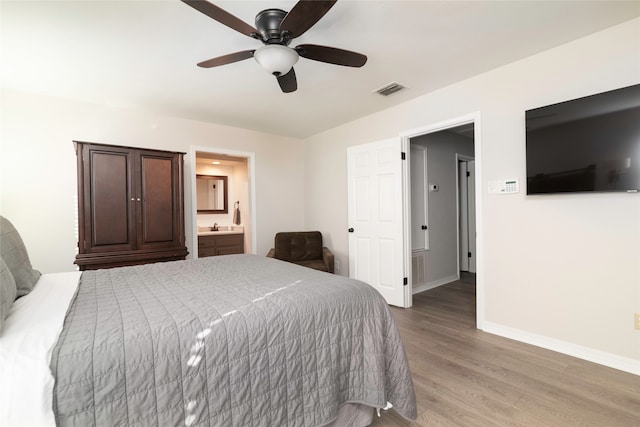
[182,0,258,38]
[277,68,297,93]
[295,44,367,67]
[280,0,337,38]
[197,50,255,68]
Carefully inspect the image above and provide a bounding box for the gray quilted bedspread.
[50,255,416,427]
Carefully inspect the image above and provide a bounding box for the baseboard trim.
[482,321,640,376]
[413,274,459,295]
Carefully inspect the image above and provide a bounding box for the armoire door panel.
[140,155,174,245]
[84,148,136,253]
[91,152,130,246]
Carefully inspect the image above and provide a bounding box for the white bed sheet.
[0,271,81,427]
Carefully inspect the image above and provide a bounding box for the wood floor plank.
[373,274,640,426]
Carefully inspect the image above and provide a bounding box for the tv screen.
[525,84,640,195]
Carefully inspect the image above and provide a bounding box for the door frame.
[400,112,484,329]
[188,146,257,258]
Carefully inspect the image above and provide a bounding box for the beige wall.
[303,19,640,368]
[0,90,305,272]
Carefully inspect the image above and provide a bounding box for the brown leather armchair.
[266,231,334,273]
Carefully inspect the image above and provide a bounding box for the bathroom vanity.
[198,226,244,257]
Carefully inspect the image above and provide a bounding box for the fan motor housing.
[255,9,289,44]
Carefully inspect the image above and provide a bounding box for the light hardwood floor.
[371,273,640,426]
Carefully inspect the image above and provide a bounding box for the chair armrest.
[322,247,335,274]
[266,248,275,258]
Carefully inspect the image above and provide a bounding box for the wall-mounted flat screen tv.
[526,84,640,195]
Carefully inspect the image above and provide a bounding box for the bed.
[1,216,416,427]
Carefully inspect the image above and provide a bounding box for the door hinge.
[468,252,472,258]
[403,277,408,286]
[401,152,406,160]
[467,171,470,177]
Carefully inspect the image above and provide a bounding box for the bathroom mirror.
[196,175,228,213]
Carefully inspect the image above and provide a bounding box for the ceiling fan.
[182,0,367,93]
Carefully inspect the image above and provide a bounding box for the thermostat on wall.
[489,179,519,194]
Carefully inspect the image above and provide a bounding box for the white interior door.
[459,161,470,272]
[347,138,408,307]
[468,160,477,273]
[410,144,429,251]
[458,159,477,273]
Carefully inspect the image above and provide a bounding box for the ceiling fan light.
[254,45,299,76]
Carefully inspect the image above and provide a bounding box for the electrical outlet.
[335,259,341,272]
[635,313,640,330]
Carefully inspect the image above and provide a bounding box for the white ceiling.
[2,0,639,138]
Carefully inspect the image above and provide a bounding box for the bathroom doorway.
[189,146,256,257]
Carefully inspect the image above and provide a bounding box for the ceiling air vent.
[374,82,406,97]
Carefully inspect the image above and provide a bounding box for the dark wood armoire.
[74,141,188,270]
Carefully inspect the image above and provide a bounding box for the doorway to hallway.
[409,123,476,293]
